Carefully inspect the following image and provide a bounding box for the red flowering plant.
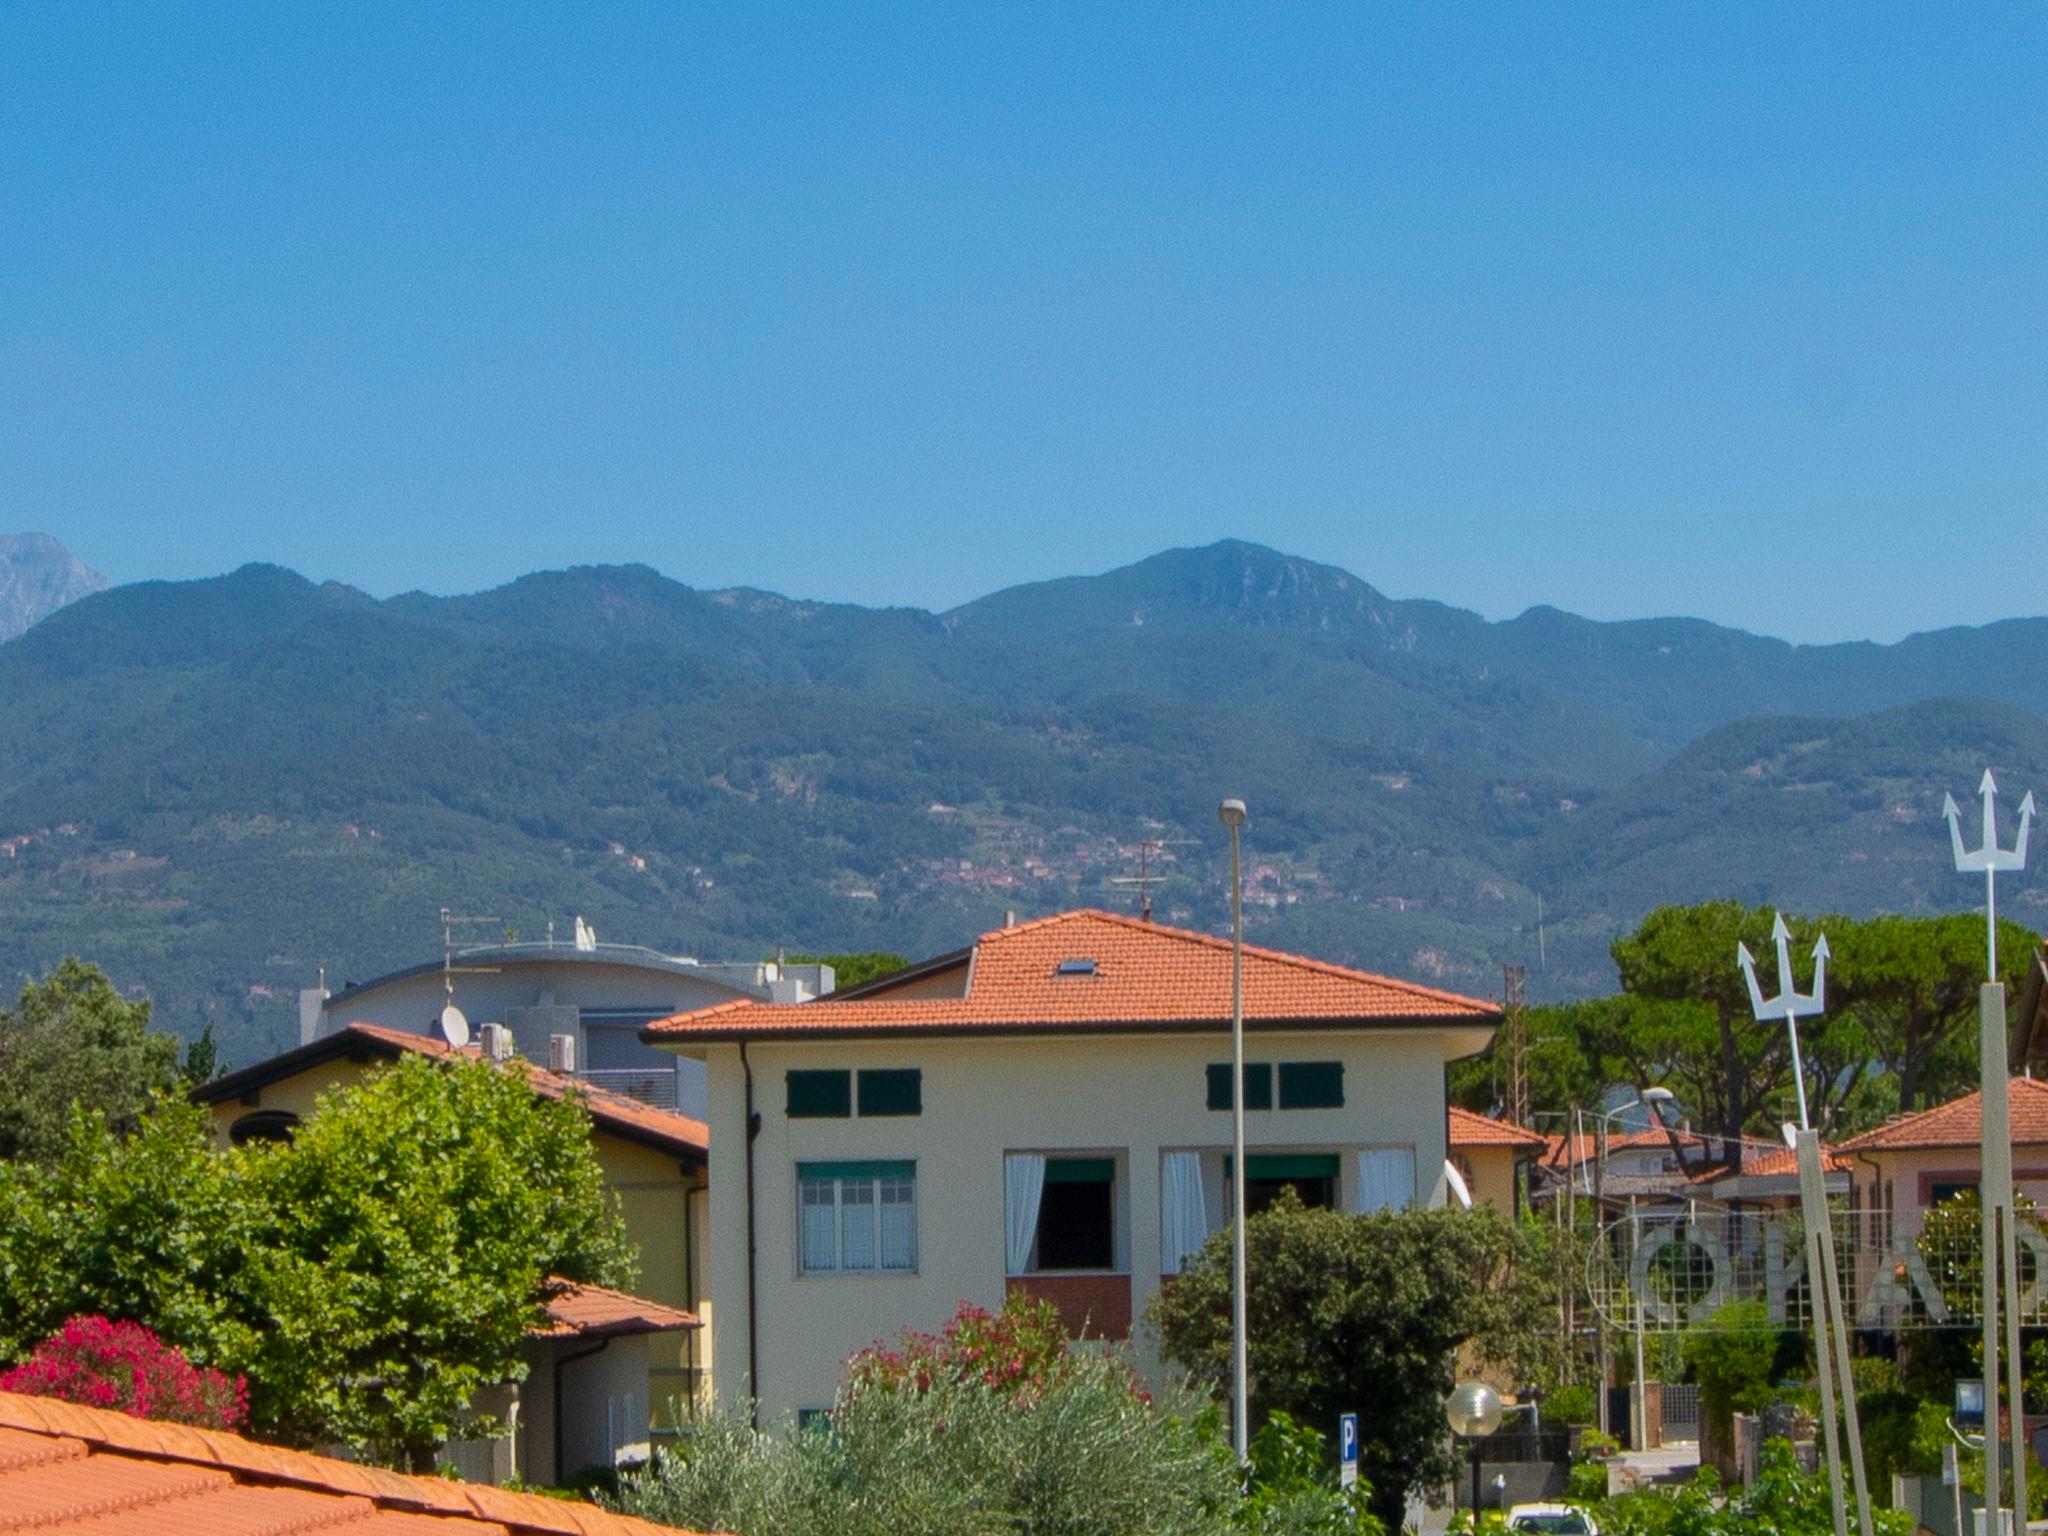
[843,1293,1149,1408]
[0,1315,248,1430]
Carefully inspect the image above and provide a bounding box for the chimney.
[298,979,331,1046]
[1004,910,1017,929]
[548,1033,577,1074]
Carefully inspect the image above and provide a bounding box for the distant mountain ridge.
[0,534,106,641]
[0,539,2040,1064]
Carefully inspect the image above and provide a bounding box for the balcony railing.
[569,1067,680,1110]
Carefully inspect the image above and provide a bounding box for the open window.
[1005,1154,1123,1274]
[1228,1153,1340,1216]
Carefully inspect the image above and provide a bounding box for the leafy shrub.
[1545,1383,1597,1426]
[1241,1410,1385,1536]
[0,1315,247,1429]
[1564,1460,1607,1502]
[619,1294,1240,1536]
[1595,1440,1915,1535]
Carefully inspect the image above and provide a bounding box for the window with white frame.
[798,1161,916,1274]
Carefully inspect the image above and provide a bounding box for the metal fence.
[1661,1383,1701,1440]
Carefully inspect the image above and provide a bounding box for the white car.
[1506,1504,1599,1535]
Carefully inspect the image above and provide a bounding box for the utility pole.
[1501,965,1530,1127]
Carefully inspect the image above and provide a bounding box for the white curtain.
[1355,1147,1416,1213]
[1005,1154,1047,1275]
[1161,1152,1210,1272]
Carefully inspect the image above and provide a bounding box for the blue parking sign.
[1338,1413,1359,1489]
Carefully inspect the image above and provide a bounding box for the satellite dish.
[438,1005,471,1049]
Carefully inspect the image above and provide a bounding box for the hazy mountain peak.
[0,534,107,642]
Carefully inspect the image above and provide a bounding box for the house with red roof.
[643,908,1501,1424]
[1835,1076,2048,1246]
[1447,1106,1547,1214]
[192,1023,710,1484]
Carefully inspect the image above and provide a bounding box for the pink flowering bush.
[0,1315,248,1430]
[844,1293,1082,1402]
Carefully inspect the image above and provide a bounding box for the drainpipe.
[682,1177,701,1412]
[553,1335,612,1487]
[741,1040,760,1428]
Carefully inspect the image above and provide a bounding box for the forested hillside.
[0,540,2039,1065]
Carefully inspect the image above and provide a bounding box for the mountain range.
[0,534,106,642]
[0,538,2040,1066]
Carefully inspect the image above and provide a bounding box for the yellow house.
[191,1021,713,1425]
[1446,1106,1546,1214]
[645,908,1500,1426]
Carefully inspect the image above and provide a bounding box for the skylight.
[1053,958,1098,977]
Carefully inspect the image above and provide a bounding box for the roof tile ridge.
[645,995,768,1034]
[1837,1085,1988,1151]
[7,1460,240,1527]
[992,907,1497,1014]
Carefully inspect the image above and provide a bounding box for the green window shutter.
[1044,1156,1116,1185]
[787,1070,852,1118]
[1206,1062,1273,1111]
[1278,1061,1344,1110]
[1231,1153,1341,1181]
[798,1160,916,1182]
[857,1069,922,1117]
[1206,1063,1231,1110]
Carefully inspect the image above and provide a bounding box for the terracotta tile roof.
[1447,1107,1548,1150]
[196,1023,708,1160]
[1539,1126,1706,1171]
[1836,1077,2048,1154]
[646,909,1498,1041]
[0,1389,712,1535]
[535,1280,699,1340]
[1690,1142,1851,1182]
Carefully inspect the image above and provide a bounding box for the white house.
[644,908,1500,1425]
[304,930,833,1118]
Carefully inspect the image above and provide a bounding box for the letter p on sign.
[1338,1413,1359,1488]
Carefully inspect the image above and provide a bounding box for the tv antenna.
[1107,836,1195,921]
[437,907,502,1047]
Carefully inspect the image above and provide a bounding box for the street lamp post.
[1579,1091,1673,1452]
[1219,797,1249,1466]
[1446,1380,1504,1515]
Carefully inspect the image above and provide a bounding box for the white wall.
[699,1028,1461,1424]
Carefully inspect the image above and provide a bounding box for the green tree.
[0,1055,631,1470]
[1148,1193,1549,1531]
[1681,1301,1788,1455]
[1611,904,1859,1152]
[1831,913,2036,1115]
[0,958,179,1163]
[238,1054,634,1466]
[779,952,911,991]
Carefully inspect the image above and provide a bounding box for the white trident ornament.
[1735,914,1870,1536]
[1944,768,2034,976]
[1737,914,1829,1130]
[1942,767,2035,1530]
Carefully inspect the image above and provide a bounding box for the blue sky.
[3,5,2043,642]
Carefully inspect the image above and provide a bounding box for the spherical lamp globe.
[1444,1380,1503,1439]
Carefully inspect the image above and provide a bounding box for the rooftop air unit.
[548,1033,577,1074]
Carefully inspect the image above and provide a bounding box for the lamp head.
[1445,1380,1503,1438]
[1218,798,1247,829]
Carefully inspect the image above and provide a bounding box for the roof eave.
[643,1009,1501,1045]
